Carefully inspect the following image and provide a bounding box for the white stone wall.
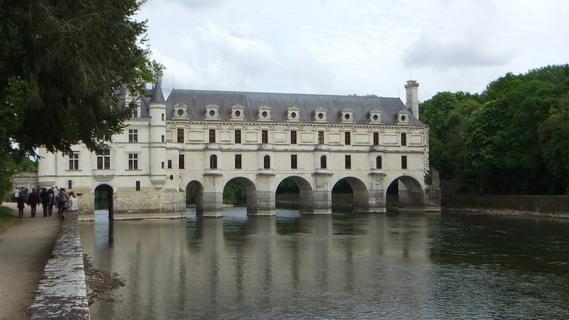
[38,115,430,214]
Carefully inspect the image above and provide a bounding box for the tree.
[421,65,569,194]
[0,0,161,194]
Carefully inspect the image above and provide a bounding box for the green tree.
[0,0,161,194]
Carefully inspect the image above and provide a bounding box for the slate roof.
[142,88,425,126]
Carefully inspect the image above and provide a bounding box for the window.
[68,180,72,189]
[132,107,138,118]
[128,153,138,170]
[320,155,327,169]
[235,129,242,144]
[373,132,379,146]
[136,181,140,191]
[128,129,138,143]
[167,159,172,169]
[401,133,407,146]
[161,162,164,169]
[235,154,242,169]
[210,155,217,169]
[291,155,298,169]
[318,131,324,145]
[262,130,268,144]
[345,132,351,145]
[161,135,165,143]
[177,128,184,143]
[345,155,351,169]
[376,156,382,169]
[209,129,216,143]
[263,155,271,169]
[291,130,297,144]
[96,149,111,170]
[179,154,185,169]
[401,155,407,169]
[68,152,79,170]
[161,113,164,121]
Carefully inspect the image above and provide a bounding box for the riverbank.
[0,203,61,320]
[444,207,569,219]
[0,205,18,234]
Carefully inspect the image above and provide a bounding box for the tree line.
[421,65,569,195]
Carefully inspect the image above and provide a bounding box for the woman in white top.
[68,192,78,211]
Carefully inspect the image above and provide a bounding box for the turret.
[405,80,419,119]
[149,78,167,186]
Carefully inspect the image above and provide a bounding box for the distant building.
[37,80,440,216]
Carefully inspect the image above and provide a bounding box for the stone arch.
[185,180,204,216]
[275,175,314,214]
[385,175,425,210]
[223,177,257,215]
[94,184,113,220]
[331,176,369,213]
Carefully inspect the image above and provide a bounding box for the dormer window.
[258,106,272,121]
[173,103,188,119]
[205,104,219,120]
[231,104,245,121]
[287,106,300,122]
[397,110,410,125]
[340,108,354,123]
[369,109,381,124]
[314,107,327,123]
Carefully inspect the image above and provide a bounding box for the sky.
[136,0,569,102]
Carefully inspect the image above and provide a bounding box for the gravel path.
[0,203,61,320]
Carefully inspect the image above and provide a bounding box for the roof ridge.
[169,88,396,100]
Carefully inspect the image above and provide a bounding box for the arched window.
[210,155,218,169]
[263,155,271,169]
[320,155,327,169]
[376,156,382,169]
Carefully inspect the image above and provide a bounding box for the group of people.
[14,186,78,218]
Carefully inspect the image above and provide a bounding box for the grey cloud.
[402,29,513,69]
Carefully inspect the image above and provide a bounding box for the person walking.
[68,192,78,212]
[16,190,26,218]
[28,188,39,218]
[40,188,49,217]
[58,188,69,215]
[47,189,54,216]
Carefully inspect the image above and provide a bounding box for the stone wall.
[445,195,569,217]
[28,212,90,319]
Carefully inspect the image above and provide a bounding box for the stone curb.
[28,213,90,320]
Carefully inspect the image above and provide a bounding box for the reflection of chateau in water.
[38,79,440,216]
[81,210,433,319]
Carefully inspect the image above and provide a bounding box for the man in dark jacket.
[28,188,40,218]
[40,188,49,217]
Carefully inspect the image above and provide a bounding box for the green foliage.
[422,65,569,194]
[0,0,162,195]
[0,206,17,234]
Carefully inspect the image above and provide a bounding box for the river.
[79,208,569,319]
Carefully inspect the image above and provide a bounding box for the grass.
[0,205,18,235]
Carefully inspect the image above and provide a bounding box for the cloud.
[402,29,513,69]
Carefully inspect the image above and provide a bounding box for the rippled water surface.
[80,209,569,319]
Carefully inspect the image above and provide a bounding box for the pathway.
[0,203,61,320]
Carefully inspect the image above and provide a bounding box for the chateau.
[37,80,440,217]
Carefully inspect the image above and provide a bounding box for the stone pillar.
[311,171,332,215]
[255,172,276,216]
[202,171,224,217]
[368,172,386,213]
[425,169,442,212]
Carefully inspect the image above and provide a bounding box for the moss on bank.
[0,206,17,234]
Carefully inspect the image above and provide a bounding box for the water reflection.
[80,209,569,320]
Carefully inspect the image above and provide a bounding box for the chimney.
[405,80,419,119]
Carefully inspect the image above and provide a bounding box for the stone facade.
[37,80,440,216]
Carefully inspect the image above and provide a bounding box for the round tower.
[149,78,167,186]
